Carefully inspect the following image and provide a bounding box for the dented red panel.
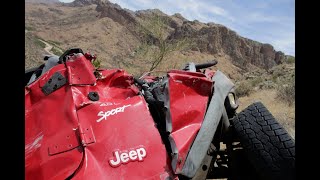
[25,64,66,106]
[72,96,170,179]
[25,67,83,179]
[166,70,213,173]
[66,54,96,85]
[25,54,175,179]
[70,69,139,110]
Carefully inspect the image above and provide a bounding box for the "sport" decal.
[109,147,147,167]
[96,104,131,122]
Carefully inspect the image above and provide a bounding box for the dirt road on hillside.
[39,39,54,55]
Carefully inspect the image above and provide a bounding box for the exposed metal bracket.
[41,72,67,95]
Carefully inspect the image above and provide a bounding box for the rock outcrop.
[170,21,285,69]
[25,0,60,4]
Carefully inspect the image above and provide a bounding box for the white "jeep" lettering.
[96,104,131,122]
[109,147,147,167]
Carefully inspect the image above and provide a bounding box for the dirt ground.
[237,89,295,139]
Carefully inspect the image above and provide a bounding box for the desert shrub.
[286,56,295,64]
[271,66,286,83]
[92,58,101,69]
[136,14,192,71]
[250,76,263,87]
[276,76,295,106]
[235,81,252,97]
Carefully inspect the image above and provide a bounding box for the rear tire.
[231,102,295,180]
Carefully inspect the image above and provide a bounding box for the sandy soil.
[237,89,295,139]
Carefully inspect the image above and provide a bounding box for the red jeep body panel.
[25,52,214,179]
[165,70,213,173]
[72,96,172,179]
[25,54,174,179]
[25,64,84,180]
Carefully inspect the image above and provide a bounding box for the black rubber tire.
[231,102,295,180]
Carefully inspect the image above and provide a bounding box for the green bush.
[92,59,101,69]
[235,81,252,97]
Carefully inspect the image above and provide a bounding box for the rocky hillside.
[25,0,288,72]
[25,0,60,4]
[91,0,286,70]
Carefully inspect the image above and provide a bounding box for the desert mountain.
[25,0,288,75]
[25,0,60,4]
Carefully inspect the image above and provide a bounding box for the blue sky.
[59,0,295,56]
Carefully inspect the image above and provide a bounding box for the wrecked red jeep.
[25,49,295,180]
